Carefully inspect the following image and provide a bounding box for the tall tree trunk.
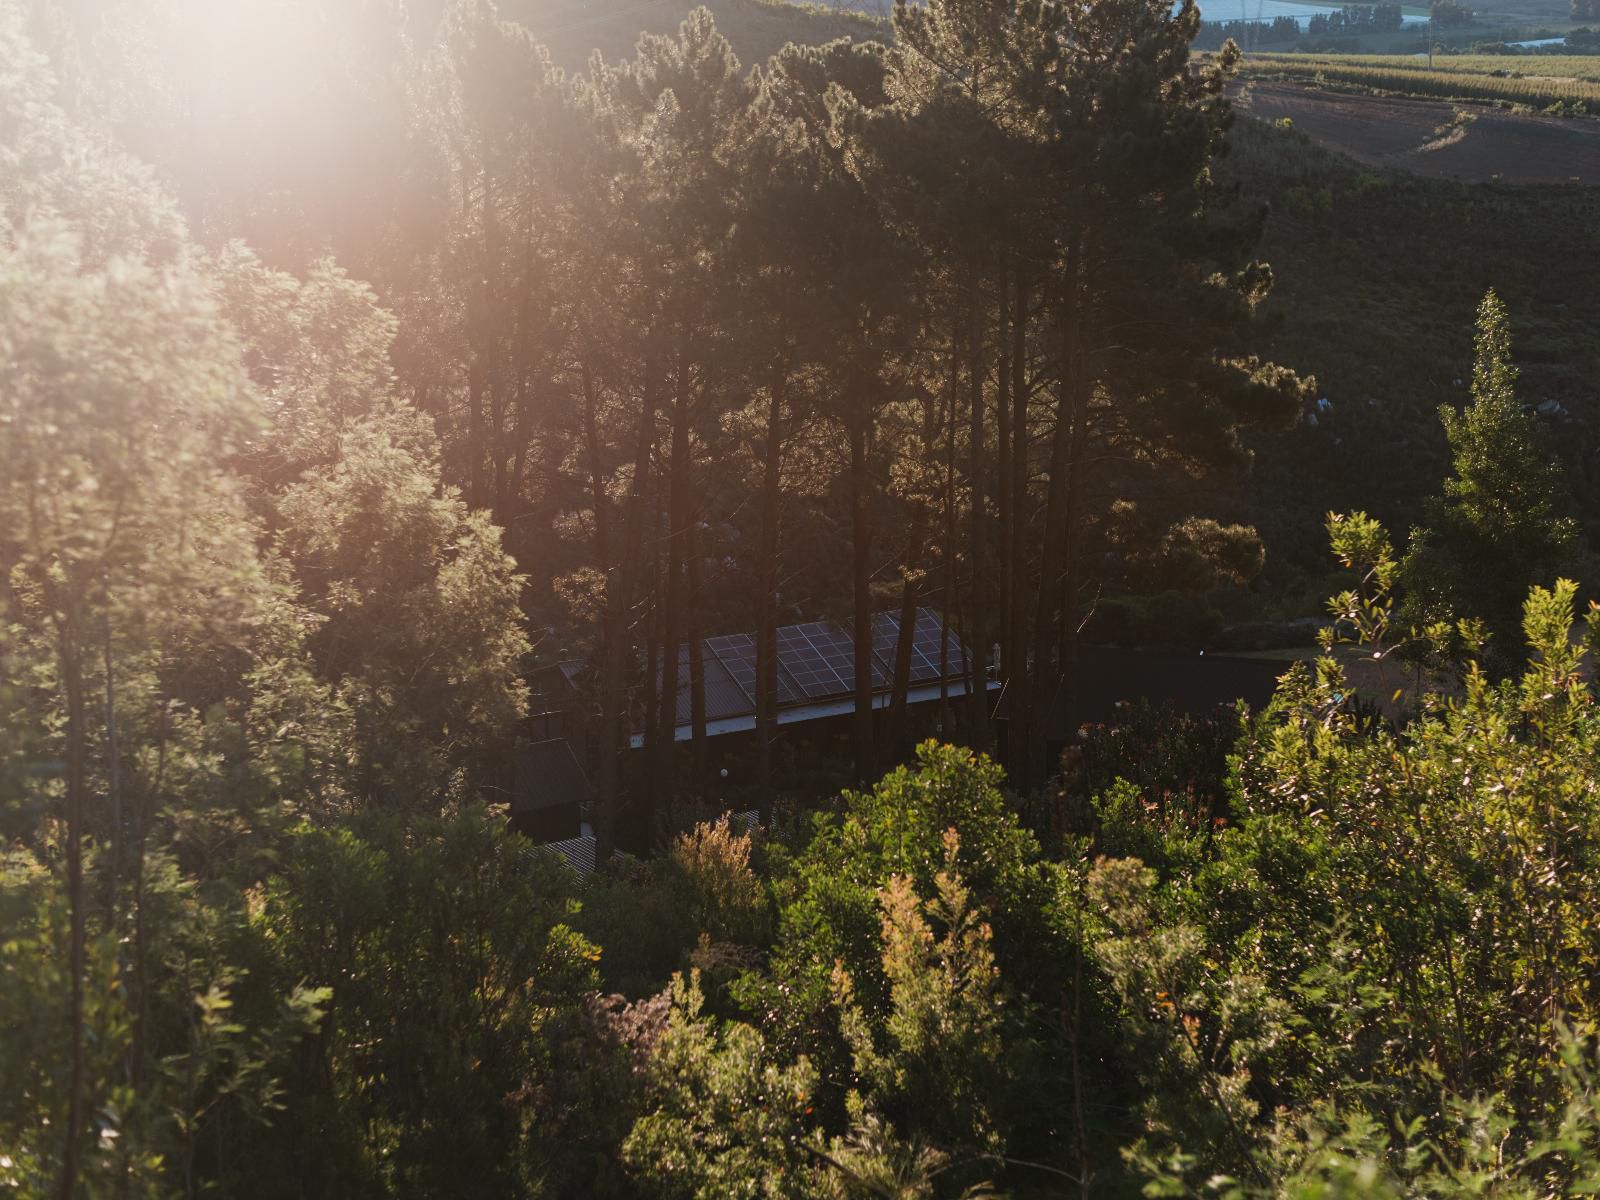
[886,504,927,761]
[850,412,876,784]
[656,341,692,823]
[104,627,121,917]
[687,510,708,801]
[468,168,493,510]
[996,265,1013,696]
[643,607,659,800]
[966,266,990,751]
[490,370,507,515]
[581,358,611,569]
[891,388,943,755]
[755,372,786,820]
[128,701,167,1117]
[1055,250,1093,757]
[1023,248,1081,791]
[53,604,87,1200]
[1007,266,1031,782]
[597,351,658,864]
[641,461,665,818]
[940,314,959,739]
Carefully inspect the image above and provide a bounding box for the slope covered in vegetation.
[1227,115,1600,592]
[8,0,1600,1197]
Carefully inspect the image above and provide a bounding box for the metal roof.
[661,642,752,725]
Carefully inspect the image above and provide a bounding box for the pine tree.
[1443,290,1571,547]
[1401,290,1578,668]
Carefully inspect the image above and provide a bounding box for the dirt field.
[1236,80,1600,183]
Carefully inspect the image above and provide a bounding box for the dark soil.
[1237,80,1600,183]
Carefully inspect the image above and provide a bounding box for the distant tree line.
[1195,14,1303,48]
[1306,3,1405,34]
[1431,0,1476,26]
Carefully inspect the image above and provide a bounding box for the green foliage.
[276,422,531,804]
[623,844,1014,1200]
[1401,291,1577,670]
[1443,291,1570,548]
[576,817,771,1000]
[1091,854,1289,1186]
[248,805,597,1197]
[14,3,1600,1199]
[670,816,771,947]
[753,744,1063,1071]
[623,972,821,1200]
[833,836,1005,1154]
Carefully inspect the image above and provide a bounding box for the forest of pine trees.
[6,0,1600,1196]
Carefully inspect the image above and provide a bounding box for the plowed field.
[1238,80,1600,183]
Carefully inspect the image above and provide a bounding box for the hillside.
[1225,115,1600,591]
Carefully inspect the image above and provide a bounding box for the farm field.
[1265,53,1600,80]
[1237,51,1600,107]
[1237,79,1600,180]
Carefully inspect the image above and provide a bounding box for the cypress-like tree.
[1400,289,1578,669]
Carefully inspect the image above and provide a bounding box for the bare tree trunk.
[997,266,1013,697]
[687,511,708,802]
[850,413,875,784]
[966,266,990,752]
[581,358,611,568]
[54,604,87,1200]
[656,342,692,822]
[940,315,959,739]
[755,372,786,820]
[597,351,659,865]
[886,504,927,761]
[1007,266,1030,783]
[641,463,664,819]
[1023,248,1081,791]
[1056,356,1091,742]
[104,627,121,917]
[643,610,659,787]
[467,168,494,511]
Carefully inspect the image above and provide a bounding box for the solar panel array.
[910,608,967,680]
[872,609,967,684]
[705,632,802,708]
[628,608,976,731]
[776,623,848,699]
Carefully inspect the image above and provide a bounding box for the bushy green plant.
[1400,291,1578,673]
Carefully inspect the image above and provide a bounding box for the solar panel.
[707,632,801,708]
[871,611,943,684]
[705,634,757,704]
[813,621,891,691]
[776,623,850,700]
[699,651,753,722]
[654,642,761,726]
[910,609,966,682]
